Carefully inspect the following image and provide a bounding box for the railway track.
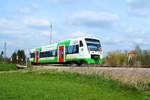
[33,64,150,68]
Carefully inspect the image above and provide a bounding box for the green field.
[0,70,150,100]
[0,64,17,71]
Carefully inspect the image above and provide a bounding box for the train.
[30,37,103,66]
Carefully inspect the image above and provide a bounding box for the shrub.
[106,51,128,66]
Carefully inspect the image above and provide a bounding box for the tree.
[17,50,26,64]
[135,45,142,55]
[11,52,17,64]
[0,51,4,63]
[11,49,26,64]
[1,51,3,56]
[20,50,26,64]
[134,45,150,66]
[135,45,142,65]
[141,50,150,66]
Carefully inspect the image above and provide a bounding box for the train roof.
[30,36,100,53]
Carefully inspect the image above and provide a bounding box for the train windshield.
[85,38,101,51]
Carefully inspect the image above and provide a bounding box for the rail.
[33,64,150,68]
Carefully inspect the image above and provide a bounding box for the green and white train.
[30,37,103,65]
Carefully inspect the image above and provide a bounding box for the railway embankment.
[33,65,150,90]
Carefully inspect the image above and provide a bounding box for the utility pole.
[4,42,6,63]
[50,23,52,44]
[25,49,28,67]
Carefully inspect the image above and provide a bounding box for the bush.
[135,45,150,66]
[106,51,128,66]
[140,50,150,66]
[105,45,150,67]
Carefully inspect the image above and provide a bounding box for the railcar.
[30,37,103,65]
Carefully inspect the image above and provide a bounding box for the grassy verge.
[0,70,150,100]
[0,64,17,71]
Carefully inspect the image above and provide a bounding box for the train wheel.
[70,62,78,67]
[79,61,87,67]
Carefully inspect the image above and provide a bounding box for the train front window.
[85,38,101,51]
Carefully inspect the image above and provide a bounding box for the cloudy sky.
[0,0,150,57]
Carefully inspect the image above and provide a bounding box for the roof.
[30,36,100,52]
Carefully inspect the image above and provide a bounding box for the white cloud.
[102,37,124,46]
[39,30,57,37]
[69,31,92,37]
[128,9,149,17]
[128,0,150,8]
[0,18,18,29]
[17,4,38,14]
[24,18,49,27]
[128,0,150,17]
[0,17,54,53]
[18,7,33,14]
[54,31,92,42]
[48,0,91,3]
[0,17,51,37]
[100,26,150,50]
[0,18,25,35]
[121,27,150,47]
[126,27,145,35]
[48,0,70,3]
[69,11,119,29]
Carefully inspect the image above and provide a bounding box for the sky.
[0,0,150,57]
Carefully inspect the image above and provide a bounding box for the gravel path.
[33,65,150,85]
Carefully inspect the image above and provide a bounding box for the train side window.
[66,45,79,54]
[52,50,57,56]
[40,50,58,58]
[65,47,68,54]
[39,52,44,58]
[30,53,35,58]
[80,41,83,47]
[68,46,73,54]
[49,51,53,57]
[74,45,79,53]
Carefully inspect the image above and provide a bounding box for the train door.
[58,46,65,63]
[35,51,39,64]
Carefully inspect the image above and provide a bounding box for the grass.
[0,63,17,71]
[0,70,150,100]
